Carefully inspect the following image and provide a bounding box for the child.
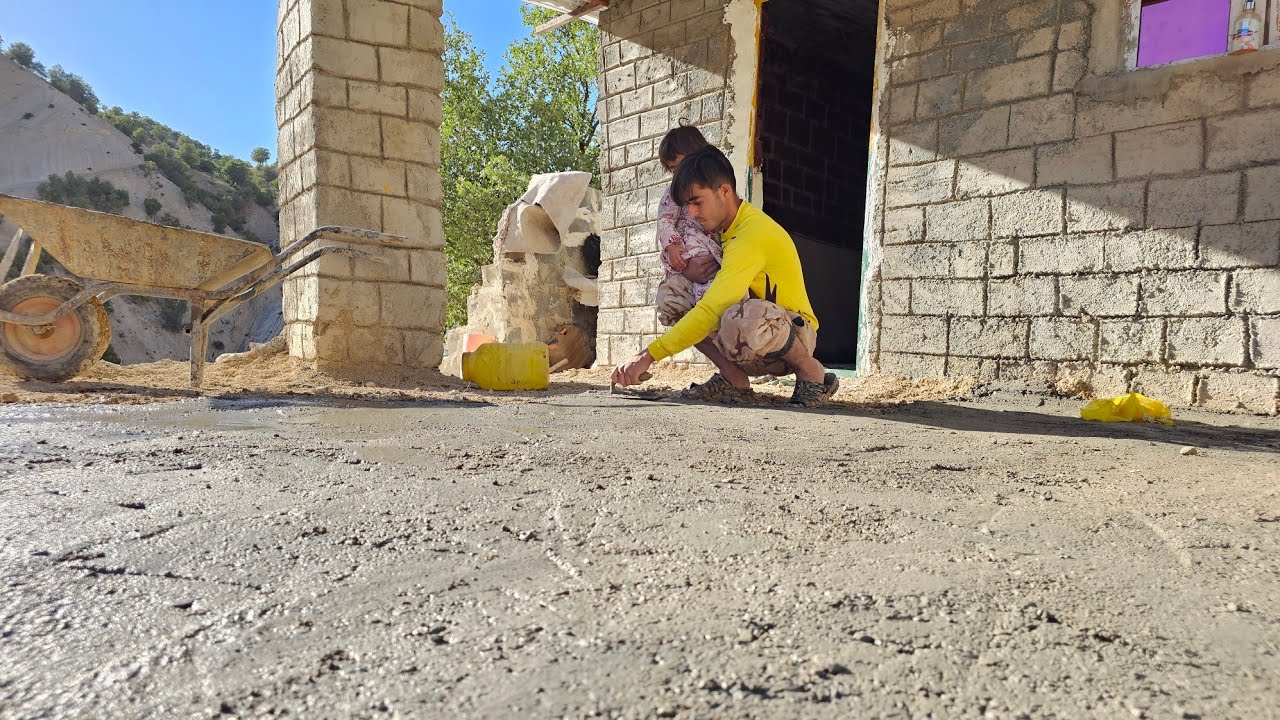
[654,126,724,327]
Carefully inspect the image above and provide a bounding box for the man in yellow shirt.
[611,146,840,407]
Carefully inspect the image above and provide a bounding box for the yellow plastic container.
[461,342,550,391]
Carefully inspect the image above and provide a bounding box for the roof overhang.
[523,0,608,34]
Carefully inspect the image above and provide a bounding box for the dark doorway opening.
[756,0,878,366]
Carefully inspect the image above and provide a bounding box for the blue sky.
[2,0,531,160]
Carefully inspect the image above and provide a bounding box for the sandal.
[681,373,755,403]
[790,372,840,407]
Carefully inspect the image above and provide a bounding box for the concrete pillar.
[275,0,447,374]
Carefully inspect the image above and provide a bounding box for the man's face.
[683,183,731,232]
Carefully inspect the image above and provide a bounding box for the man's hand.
[681,254,719,284]
[611,350,654,387]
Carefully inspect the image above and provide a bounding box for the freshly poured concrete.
[2,392,1278,717]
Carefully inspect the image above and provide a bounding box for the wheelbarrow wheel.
[0,274,111,382]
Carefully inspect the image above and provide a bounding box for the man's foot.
[681,373,755,403]
[790,372,839,407]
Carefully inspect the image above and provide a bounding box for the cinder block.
[1020,234,1105,274]
[950,36,1015,72]
[1100,319,1164,363]
[348,1,409,46]
[988,240,1017,277]
[912,279,985,315]
[878,352,947,377]
[917,74,964,118]
[939,106,1011,156]
[952,241,988,278]
[380,47,444,90]
[1140,271,1229,316]
[882,280,911,315]
[884,206,926,245]
[1199,222,1280,268]
[382,117,440,165]
[949,317,1029,358]
[883,244,951,279]
[963,55,1052,108]
[888,84,918,125]
[1115,121,1202,179]
[881,315,949,355]
[1038,135,1113,187]
[408,7,444,53]
[947,356,999,380]
[623,306,657,334]
[1232,269,1280,313]
[987,276,1057,316]
[1008,93,1074,147]
[956,149,1034,198]
[992,189,1064,238]
[1196,371,1279,414]
[1167,317,1246,365]
[314,107,382,156]
[1207,107,1280,170]
[350,157,407,197]
[597,308,625,334]
[1252,317,1280,368]
[1052,50,1087,92]
[381,284,444,332]
[1017,27,1056,57]
[885,160,956,207]
[312,36,379,81]
[407,248,445,287]
[1077,73,1243,136]
[346,326,405,366]
[1060,275,1139,317]
[382,197,443,247]
[1066,183,1144,233]
[889,121,939,166]
[1030,317,1095,361]
[1245,165,1280,221]
[925,199,990,242]
[1130,366,1195,407]
[1148,173,1241,228]
[348,81,407,117]
[1103,228,1197,272]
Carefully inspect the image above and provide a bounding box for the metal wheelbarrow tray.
[0,193,410,388]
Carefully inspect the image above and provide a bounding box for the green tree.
[440,11,599,328]
[48,65,99,114]
[6,42,46,77]
[37,172,129,214]
[495,8,601,175]
[220,158,253,188]
[143,198,162,218]
[251,147,271,166]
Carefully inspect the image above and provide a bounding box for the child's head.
[658,125,711,173]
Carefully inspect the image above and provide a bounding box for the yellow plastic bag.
[1080,392,1173,424]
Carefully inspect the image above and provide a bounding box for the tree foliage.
[48,65,99,114]
[251,147,271,165]
[6,42,46,77]
[143,197,162,217]
[37,172,129,215]
[441,9,599,328]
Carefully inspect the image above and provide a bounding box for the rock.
[1,392,18,403]
[1180,446,1200,456]
[1226,602,1240,612]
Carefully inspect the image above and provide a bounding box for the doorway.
[755,0,878,366]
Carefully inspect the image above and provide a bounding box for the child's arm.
[657,192,688,272]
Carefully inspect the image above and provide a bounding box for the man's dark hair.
[671,145,737,206]
[658,124,710,167]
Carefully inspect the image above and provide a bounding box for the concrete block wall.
[594,0,736,367]
[276,0,447,374]
[870,0,1280,413]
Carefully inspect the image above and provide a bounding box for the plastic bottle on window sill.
[1230,0,1263,55]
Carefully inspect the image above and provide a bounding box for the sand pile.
[0,341,976,408]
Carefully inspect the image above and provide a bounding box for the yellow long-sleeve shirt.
[648,200,818,362]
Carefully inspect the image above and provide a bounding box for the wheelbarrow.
[0,193,410,388]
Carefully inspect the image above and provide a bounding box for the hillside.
[0,53,282,364]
